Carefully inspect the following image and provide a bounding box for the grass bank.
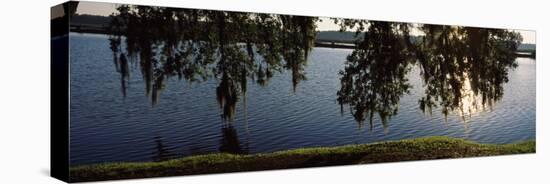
[70,136,535,182]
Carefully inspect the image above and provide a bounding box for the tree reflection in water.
[219,123,249,154]
[152,136,174,162]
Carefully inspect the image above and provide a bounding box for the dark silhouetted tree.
[108,5,318,121]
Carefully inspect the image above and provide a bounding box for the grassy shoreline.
[70,136,535,182]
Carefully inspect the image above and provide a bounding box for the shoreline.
[68,30,536,58]
[69,136,535,182]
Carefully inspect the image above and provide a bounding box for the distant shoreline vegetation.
[68,14,536,53]
[69,136,535,182]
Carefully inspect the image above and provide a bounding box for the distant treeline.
[70,14,535,51]
[517,44,535,51]
[316,31,363,43]
[71,14,111,26]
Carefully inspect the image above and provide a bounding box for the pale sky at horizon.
[76,1,536,44]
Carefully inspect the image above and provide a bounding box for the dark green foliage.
[416,25,521,119]
[107,5,523,127]
[336,21,415,128]
[108,5,318,121]
[335,21,523,127]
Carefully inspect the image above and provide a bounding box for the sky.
[75,1,536,44]
[76,1,117,16]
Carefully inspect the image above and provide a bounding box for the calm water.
[69,33,535,165]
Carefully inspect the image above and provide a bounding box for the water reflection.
[152,136,174,162]
[219,123,249,154]
[107,6,522,129]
